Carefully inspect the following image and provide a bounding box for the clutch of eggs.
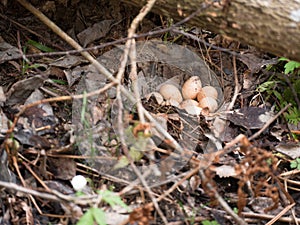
[148,76,220,115]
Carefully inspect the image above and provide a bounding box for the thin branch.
[0,5,217,63]
[0,180,61,202]
[227,55,240,110]
[171,28,240,57]
[129,39,146,123]
[116,0,168,223]
[199,170,248,225]
[249,103,292,140]
[15,0,185,157]
[7,82,115,134]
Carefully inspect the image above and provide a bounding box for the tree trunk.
[123,0,300,62]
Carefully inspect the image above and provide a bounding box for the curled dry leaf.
[214,165,237,178]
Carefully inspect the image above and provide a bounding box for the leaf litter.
[0,1,300,224]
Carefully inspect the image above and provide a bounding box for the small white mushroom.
[198,97,218,113]
[159,84,183,103]
[71,175,87,191]
[182,76,202,100]
[197,86,218,101]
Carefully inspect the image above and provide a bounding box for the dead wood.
[122,0,300,62]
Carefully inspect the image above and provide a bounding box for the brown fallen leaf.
[5,75,46,106]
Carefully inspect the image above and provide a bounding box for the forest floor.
[1,0,300,224]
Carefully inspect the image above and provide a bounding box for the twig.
[227,55,240,110]
[157,164,201,202]
[16,0,115,82]
[249,103,291,140]
[129,39,146,123]
[115,0,159,124]
[7,82,115,134]
[199,170,248,225]
[171,28,240,57]
[15,0,184,157]
[0,6,210,63]
[0,13,65,51]
[242,209,300,223]
[116,75,168,224]
[266,203,295,225]
[0,179,110,206]
[0,180,61,202]
[21,161,51,191]
[115,1,169,223]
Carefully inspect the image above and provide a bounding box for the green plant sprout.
[113,126,150,170]
[76,207,106,225]
[201,220,220,225]
[50,79,67,85]
[290,158,300,170]
[279,57,300,75]
[257,58,300,125]
[21,40,54,75]
[76,190,130,225]
[27,39,54,52]
[79,92,97,161]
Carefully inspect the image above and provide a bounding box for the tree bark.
[123,0,300,62]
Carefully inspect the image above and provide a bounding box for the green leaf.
[202,220,220,225]
[278,57,289,62]
[91,207,106,225]
[80,91,88,124]
[113,156,129,170]
[285,107,300,125]
[100,190,129,210]
[256,81,277,93]
[290,161,297,169]
[129,146,144,161]
[51,79,67,85]
[284,61,300,74]
[272,90,283,102]
[76,208,94,225]
[233,207,239,214]
[27,39,54,52]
